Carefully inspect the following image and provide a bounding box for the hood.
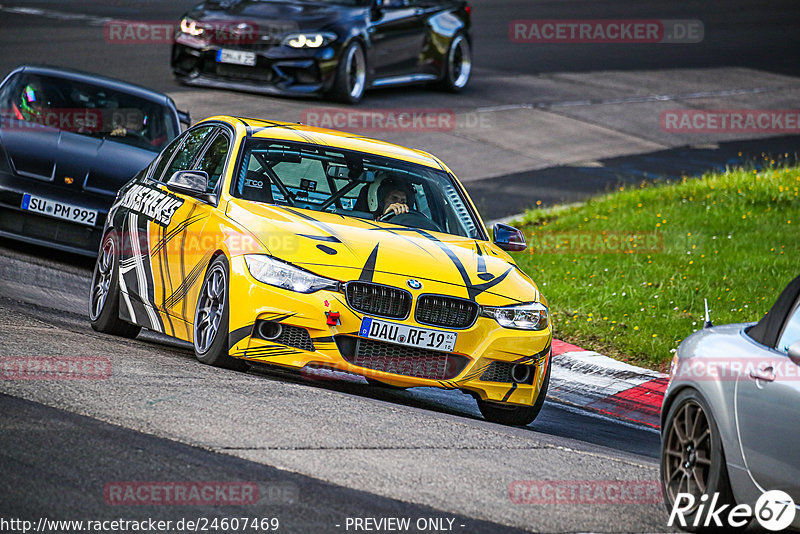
[0,126,156,196]
[227,200,539,305]
[191,0,358,33]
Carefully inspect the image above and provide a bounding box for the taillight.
[465,5,472,16]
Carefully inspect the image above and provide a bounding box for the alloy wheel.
[195,264,226,354]
[450,35,472,89]
[90,238,114,320]
[346,44,366,100]
[662,399,713,511]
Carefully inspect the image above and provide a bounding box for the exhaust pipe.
[511,364,531,384]
[257,321,283,341]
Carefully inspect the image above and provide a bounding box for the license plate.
[358,317,457,353]
[217,49,256,66]
[21,194,97,226]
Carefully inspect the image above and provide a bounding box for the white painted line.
[0,5,114,26]
[476,84,800,113]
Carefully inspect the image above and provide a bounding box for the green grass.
[511,161,800,371]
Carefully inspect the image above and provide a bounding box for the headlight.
[244,255,339,294]
[481,302,549,331]
[282,32,337,49]
[180,18,205,37]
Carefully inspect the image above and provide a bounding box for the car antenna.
[703,298,713,329]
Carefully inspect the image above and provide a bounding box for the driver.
[14,81,47,123]
[375,177,413,220]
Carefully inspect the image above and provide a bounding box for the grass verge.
[512,162,800,371]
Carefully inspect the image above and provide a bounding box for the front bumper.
[0,174,109,256]
[227,256,552,407]
[171,36,341,97]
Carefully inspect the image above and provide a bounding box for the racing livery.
[90,116,551,425]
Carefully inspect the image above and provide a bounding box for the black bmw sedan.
[171,0,472,103]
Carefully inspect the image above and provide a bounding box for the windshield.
[0,72,177,152]
[233,139,483,239]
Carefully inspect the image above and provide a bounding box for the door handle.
[749,366,776,382]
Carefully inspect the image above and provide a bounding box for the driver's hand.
[110,126,126,137]
[383,203,409,217]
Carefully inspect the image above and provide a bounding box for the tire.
[193,256,248,371]
[330,40,366,104]
[438,33,472,92]
[89,232,141,338]
[660,388,747,532]
[477,359,550,426]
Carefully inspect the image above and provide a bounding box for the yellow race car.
[89,116,552,425]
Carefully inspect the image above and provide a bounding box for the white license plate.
[217,49,256,66]
[359,317,457,353]
[21,194,97,226]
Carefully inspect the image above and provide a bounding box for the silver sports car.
[660,275,800,531]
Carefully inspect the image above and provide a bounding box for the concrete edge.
[549,339,668,430]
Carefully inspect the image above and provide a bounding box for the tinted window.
[0,72,177,151]
[196,132,230,193]
[151,134,185,183]
[777,301,800,353]
[160,126,215,182]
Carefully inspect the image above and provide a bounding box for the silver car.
[660,275,800,531]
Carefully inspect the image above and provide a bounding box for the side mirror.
[166,170,212,201]
[493,223,527,252]
[788,340,800,366]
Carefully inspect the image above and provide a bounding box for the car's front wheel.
[438,33,472,92]
[193,256,248,371]
[477,359,550,426]
[330,40,366,104]
[89,232,141,338]
[660,388,746,532]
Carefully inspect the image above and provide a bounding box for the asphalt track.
[0,241,666,532]
[1,1,799,532]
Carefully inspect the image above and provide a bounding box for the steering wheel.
[379,209,443,233]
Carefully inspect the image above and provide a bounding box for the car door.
[117,124,217,337]
[735,298,800,503]
[156,127,234,333]
[368,0,429,80]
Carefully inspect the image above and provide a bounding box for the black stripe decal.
[157,224,175,336]
[359,244,380,282]
[229,323,255,350]
[163,250,213,310]
[502,383,518,402]
[299,234,342,243]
